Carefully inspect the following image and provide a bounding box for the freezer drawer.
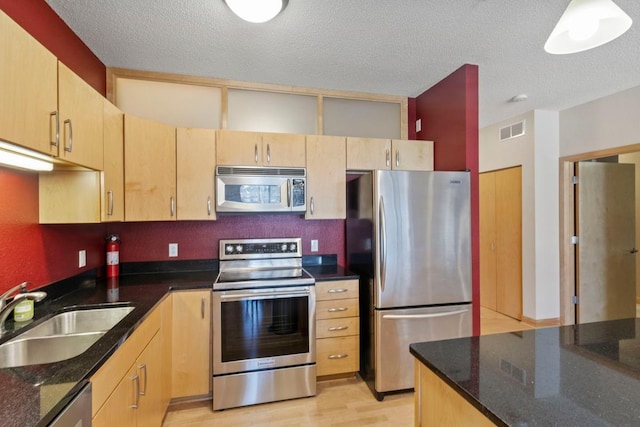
[374,304,472,393]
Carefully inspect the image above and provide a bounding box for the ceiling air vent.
[499,120,525,141]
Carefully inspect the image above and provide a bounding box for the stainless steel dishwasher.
[49,383,91,426]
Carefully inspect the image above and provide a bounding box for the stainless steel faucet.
[0,282,47,334]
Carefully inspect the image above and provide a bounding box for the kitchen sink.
[0,332,106,368]
[0,305,134,369]
[17,306,134,339]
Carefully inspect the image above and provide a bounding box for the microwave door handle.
[287,179,292,208]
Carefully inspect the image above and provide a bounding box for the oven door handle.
[218,289,311,301]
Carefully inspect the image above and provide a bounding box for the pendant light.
[224,0,288,23]
[545,0,632,54]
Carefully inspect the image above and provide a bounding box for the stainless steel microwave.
[216,166,306,213]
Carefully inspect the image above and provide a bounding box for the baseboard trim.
[521,316,561,328]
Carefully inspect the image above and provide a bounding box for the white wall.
[479,110,560,321]
[560,85,640,157]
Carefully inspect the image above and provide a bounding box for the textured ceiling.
[45,0,640,128]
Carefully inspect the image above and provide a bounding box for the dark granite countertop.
[410,319,640,426]
[0,261,355,427]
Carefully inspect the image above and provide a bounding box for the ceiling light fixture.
[544,0,632,54]
[0,141,54,172]
[224,0,288,23]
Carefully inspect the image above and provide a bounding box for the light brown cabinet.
[346,137,433,171]
[315,279,359,377]
[176,128,216,220]
[171,291,211,398]
[0,10,58,156]
[102,100,124,222]
[305,135,346,220]
[217,130,305,167]
[91,305,163,426]
[480,167,522,320]
[124,115,176,221]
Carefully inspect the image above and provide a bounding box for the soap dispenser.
[14,288,34,322]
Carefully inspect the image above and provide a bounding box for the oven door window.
[220,296,309,362]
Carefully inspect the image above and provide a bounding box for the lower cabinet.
[91,303,164,427]
[171,290,211,398]
[315,279,359,377]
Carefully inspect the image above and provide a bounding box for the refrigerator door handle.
[378,195,387,293]
[382,309,469,320]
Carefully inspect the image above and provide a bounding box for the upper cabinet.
[0,11,104,170]
[217,130,305,167]
[0,10,57,155]
[102,101,124,222]
[124,115,176,221]
[176,128,216,220]
[346,137,434,171]
[306,135,346,220]
[56,62,104,170]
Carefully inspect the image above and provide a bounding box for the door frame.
[559,143,640,325]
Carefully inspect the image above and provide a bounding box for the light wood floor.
[163,309,530,426]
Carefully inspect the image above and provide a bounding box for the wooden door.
[124,115,176,221]
[306,135,346,219]
[495,167,523,320]
[102,100,124,222]
[172,291,211,398]
[57,62,104,170]
[346,137,391,170]
[479,172,497,311]
[391,139,434,171]
[136,333,163,427]
[577,162,636,323]
[262,132,306,167]
[216,130,262,165]
[176,128,216,220]
[0,11,58,155]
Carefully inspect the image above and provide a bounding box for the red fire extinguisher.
[106,234,120,278]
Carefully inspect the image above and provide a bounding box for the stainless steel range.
[212,238,316,411]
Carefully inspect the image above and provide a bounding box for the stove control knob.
[226,245,234,253]
[289,243,297,252]
[281,244,287,252]
[235,245,243,253]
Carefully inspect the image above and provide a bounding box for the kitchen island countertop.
[0,264,355,427]
[411,318,640,426]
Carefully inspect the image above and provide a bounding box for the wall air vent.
[499,120,526,141]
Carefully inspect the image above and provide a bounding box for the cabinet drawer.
[315,280,358,301]
[317,336,359,376]
[317,317,359,339]
[316,299,359,320]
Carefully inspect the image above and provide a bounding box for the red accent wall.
[0,0,106,95]
[414,64,480,336]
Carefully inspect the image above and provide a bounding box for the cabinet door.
[346,137,391,170]
[262,132,306,167]
[160,295,173,415]
[391,139,433,171]
[177,128,216,220]
[0,11,58,155]
[92,364,137,427]
[57,62,104,170]
[306,135,346,219]
[124,115,176,221]
[102,100,124,222]
[216,130,262,165]
[172,291,211,398]
[136,333,163,427]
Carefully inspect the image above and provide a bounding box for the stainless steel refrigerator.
[346,170,472,400]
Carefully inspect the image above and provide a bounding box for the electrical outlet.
[78,250,86,268]
[416,118,422,133]
[169,243,178,257]
[311,240,318,252]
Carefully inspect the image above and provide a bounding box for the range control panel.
[220,238,302,260]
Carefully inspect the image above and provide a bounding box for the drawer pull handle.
[328,326,349,331]
[328,307,348,312]
[131,375,140,408]
[328,354,349,359]
[328,288,348,293]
